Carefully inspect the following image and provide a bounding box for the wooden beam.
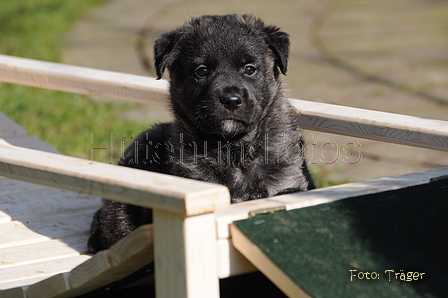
[0,54,169,106]
[215,166,448,240]
[1,54,448,151]
[0,141,230,216]
[216,238,256,279]
[291,99,448,151]
[153,211,220,298]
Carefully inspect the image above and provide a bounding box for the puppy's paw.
[87,201,152,253]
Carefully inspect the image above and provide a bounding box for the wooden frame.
[0,140,229,298]
[1,54,447,297]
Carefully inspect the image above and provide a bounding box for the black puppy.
[88,13,315,253]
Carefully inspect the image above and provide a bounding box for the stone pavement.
[62,0,448,182]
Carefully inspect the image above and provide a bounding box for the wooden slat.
[215,166,448,240]
[1,135,61,155]
[0,221,52,248]
[216,238,256,279]
[27,224,154,298]
[0,179,101,291]
[153,212,219,298]
[0,178,45,198]
[292,99,448,151]
[1,55,448,151]
[0,212,92,250]
[0,54,169,105]
[0,187,100,223]
[0,237,87,270]
[0,256,91,290]
[0,141,231,216]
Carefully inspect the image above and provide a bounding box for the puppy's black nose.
[220,94,242,111]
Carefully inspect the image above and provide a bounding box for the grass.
[0,0,153,162]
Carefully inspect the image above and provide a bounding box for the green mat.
[232,179,448,298]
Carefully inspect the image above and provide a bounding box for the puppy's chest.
[173,145,300,201]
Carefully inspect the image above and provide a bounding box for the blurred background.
[1,0,448,186]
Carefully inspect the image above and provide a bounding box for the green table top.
[233,179,448,298]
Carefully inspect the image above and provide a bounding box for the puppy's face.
[154,14,290,140]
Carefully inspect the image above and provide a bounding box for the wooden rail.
[0,54,169,105]
[0,139,229,298]
[292,100,448,152]
[0,140,229,216]
[1,54,447,151]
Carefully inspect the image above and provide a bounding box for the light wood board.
[1,225,154,298]
[0,54,169,105]
[0,140,230,216]
[1,54,448,151]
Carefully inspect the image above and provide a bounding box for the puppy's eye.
[243,65,256,76]
[195,66,209,77]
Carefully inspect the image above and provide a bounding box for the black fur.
[88,13,315,253]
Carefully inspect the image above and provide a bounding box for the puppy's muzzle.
[220,93,242,111]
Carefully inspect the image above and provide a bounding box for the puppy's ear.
[264,26,290,75]
[154,30,183,79]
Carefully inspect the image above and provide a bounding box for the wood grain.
[216,238,256,278]
[0,141,231,216]
[0,54,169,105]
[291,99,448,151]
[0,256,91,291]
[153,211,220,298]
[26,224,154,298]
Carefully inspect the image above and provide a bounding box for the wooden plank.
[27,274,70,298]
[0,237,86,270]
[1,135,61,154]
[0,54,169,106]
[0,276,55,291]
[25,224,154,298]
[215,166,448,240]
[183,214,219,298]
[0,187,100,222]
[153,211,219,298]
[0,209,97,249]
[0,255,91,289]
[0,141,231,216]
[2,55,448,152]
[216,238,256,279]
[0,173,100,291]
[291,99,448,151]
[0,221,51,248]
